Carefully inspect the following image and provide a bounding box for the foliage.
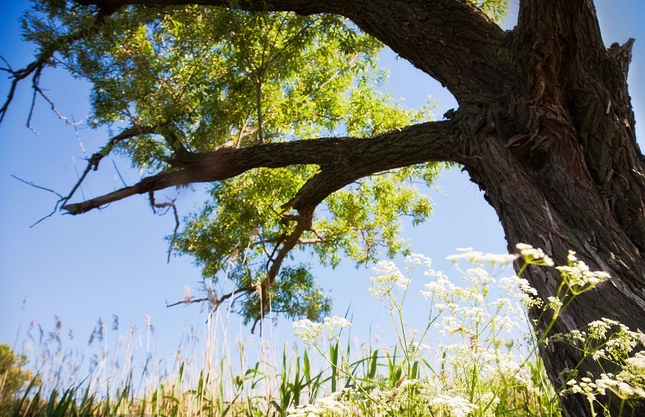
[0,344,36,415]
[471,0,509,22]
[15,0,508,324]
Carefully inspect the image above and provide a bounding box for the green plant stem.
[311,344,378,404]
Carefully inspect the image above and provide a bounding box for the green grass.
[3,246,645,416]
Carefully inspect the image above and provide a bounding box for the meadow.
[2,246,644,416]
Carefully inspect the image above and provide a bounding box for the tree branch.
[513,0,607,103]
[166,284,255,309]
[60,125,157,210]
[76,0,344,15]
[62,120,463,215]
[252,208,313,333]
[517,0,605,54]
[148,191,180,263]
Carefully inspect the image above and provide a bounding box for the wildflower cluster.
[427,393,480,417]
[446,247,518,267]
[291,248,555,416]
[516,243,554,266]
[556,251,610,295]
[558,319,645,414]
[292,316,351,346]
[497,276,540,308]
[287,390,349,416]
[290,244,644,417]
[565,372,645,417]
[367,260,410,304]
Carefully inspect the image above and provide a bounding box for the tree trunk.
[458,27,645,417]
[461,104,645,416]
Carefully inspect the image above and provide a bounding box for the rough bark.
[25,0,645,415]
[62,121,462,214]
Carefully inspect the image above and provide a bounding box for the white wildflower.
[405,253,432,267]
[626,355,645,369]
[286,391,349,416]
[428,394,478,417]
[323,316,352,340]
[556,251,610,293]
[369,260,409,301]
[447,247,517,267]
[546,296,562,312]
[516,243,554,266]
[292,319,323,346]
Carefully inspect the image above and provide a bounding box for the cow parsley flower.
[323,316,352,340]
[292,319,323,346]
[405,253,432,267]
[556,251,610,294]
[447,247,518,267]
[428,394,478,417]
[516,243,554,266]
[286,391,349,416]
[293,316,351,345]
[369,260,409,302]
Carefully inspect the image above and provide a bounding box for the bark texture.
[52,0,645,415]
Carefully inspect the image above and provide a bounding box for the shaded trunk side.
[459,68,645,417]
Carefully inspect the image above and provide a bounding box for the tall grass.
[3,246,645,416]
[3,307,321,417]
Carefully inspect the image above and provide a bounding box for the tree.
[2,0,644,415]
[0,344,34,415]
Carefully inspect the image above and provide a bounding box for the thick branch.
[62,120,463,214]
[76,0,343,14]
[513,0,607,102]
[251,209,314,332]
[517,0,605,54]
[76,0,509,103]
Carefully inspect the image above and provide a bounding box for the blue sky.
[1,0,644,363]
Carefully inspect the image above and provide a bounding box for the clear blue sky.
[1,0,644,363]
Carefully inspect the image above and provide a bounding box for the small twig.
[31,205,61,227]
[0,59,45,125]
[265,231,286,271]
[60,125,157,209]
[294,54,358,106]
[165,297,210,308]
[11,175,63,199]
[251,317,262,334]
[24,63,82,132]
[256,81,265,143]
[165,285,254,309]
[0,7,117,127]
[11,174,66,227]
[148,191,181,263]
[71,116,87,157]
[60,154,101,209]
[112,160,128,188]
[35,82,81,127]
[0,55,13,72]
[26,65,44,134]
[254,236,327,246]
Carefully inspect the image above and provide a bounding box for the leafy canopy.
[19,0,508,325]
[0,344,35,406]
